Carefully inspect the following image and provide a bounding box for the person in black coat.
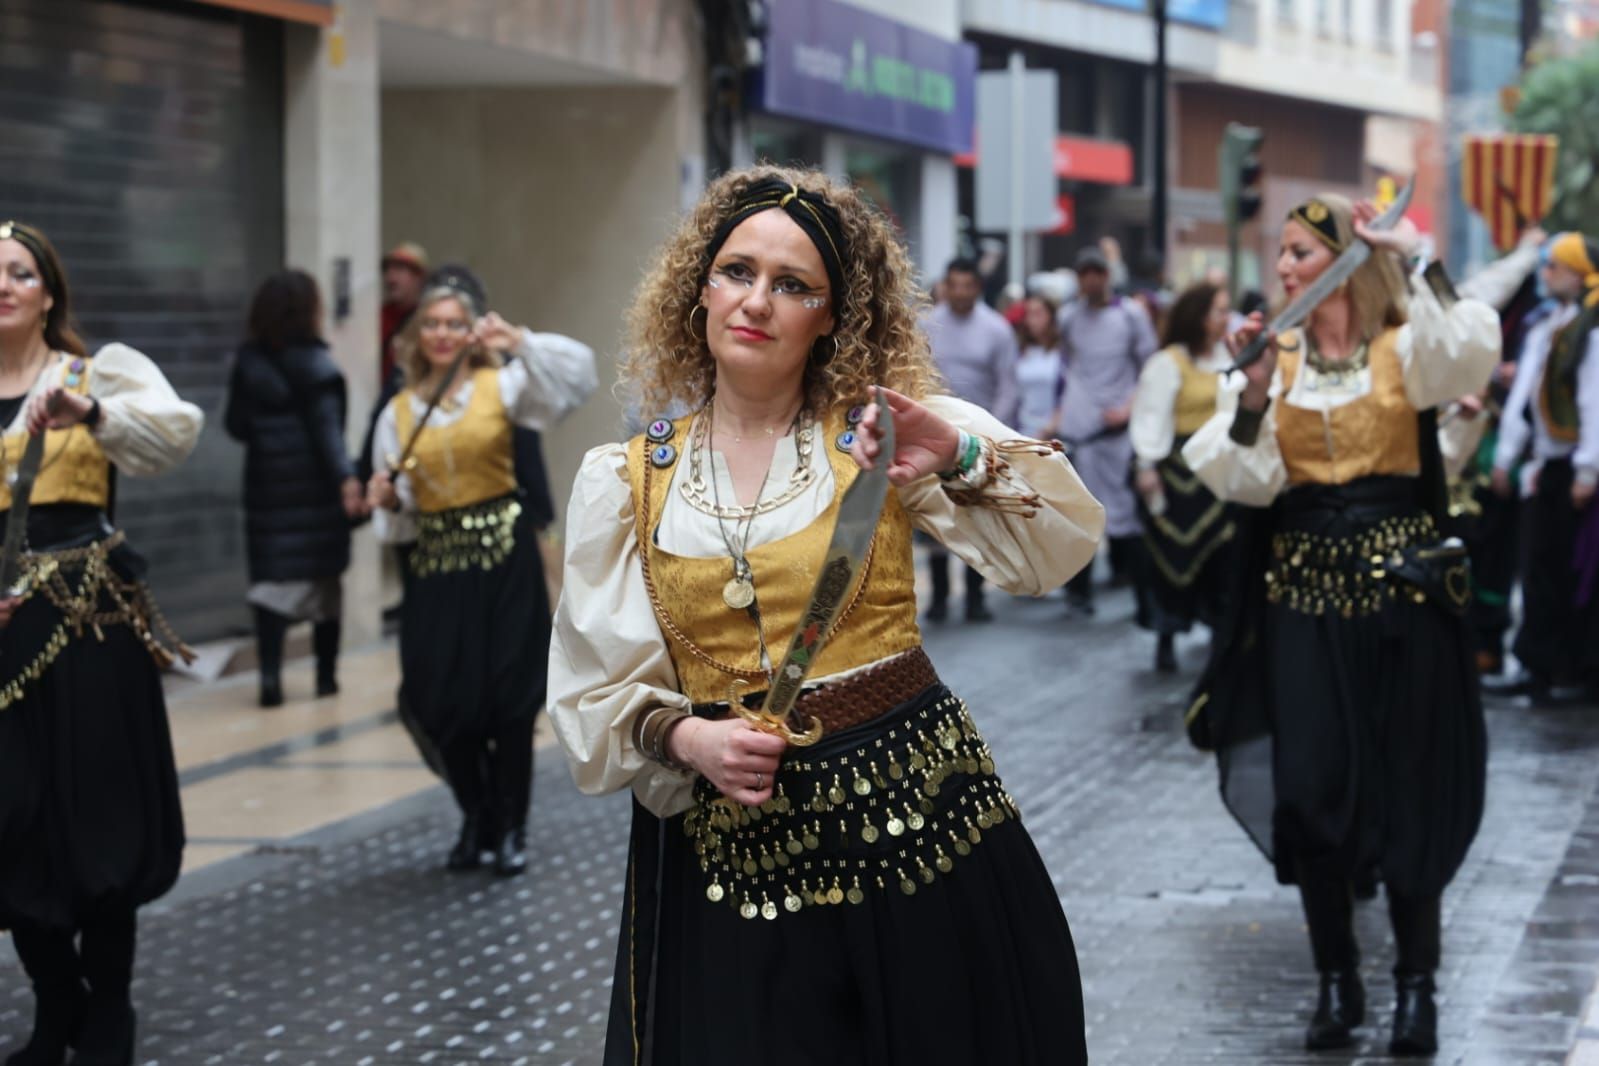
[224,270,367,707]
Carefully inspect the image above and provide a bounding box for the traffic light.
[1219,123,1265,225]
[1219,123,1265,298]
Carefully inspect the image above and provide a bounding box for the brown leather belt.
[698,647,940,738]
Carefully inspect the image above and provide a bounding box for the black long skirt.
[1137,449,1236,634]
[1513,458,1599,684]
[398,495,549,755]
[607,684,1087,1066]
[1197,477,1487,899]
[0,610,183,931]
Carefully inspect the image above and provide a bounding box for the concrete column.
[919,154,957,282]
[283,0,383,649]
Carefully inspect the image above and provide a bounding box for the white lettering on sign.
[793,43,846,84]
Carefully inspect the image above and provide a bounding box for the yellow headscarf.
[1549,232,1599,308]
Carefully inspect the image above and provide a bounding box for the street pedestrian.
[380,241,427,383]
[224,270,366,708]
[1184,194,1499,1055]
[366,282,595,876]
[0,220,203,1066]
[920,257,1019,623]
[1488,231,1599,703]
[1015,293,1064,441]
[1057,244,1159,614]
[1435,229,1544,677]
[1129,281,1236,672]
[548,165,1104,1066]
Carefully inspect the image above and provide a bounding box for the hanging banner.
[1462,134,1559,251]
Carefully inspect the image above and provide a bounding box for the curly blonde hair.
[620,164,941,416]
[1291,193,1409,343]
[393,287,500,388]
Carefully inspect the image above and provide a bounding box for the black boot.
[441,739,491,873]
[490,718,534,878]
[253,606,288,708]
[1297,867,1362,1049]
[1306,970,1365,1050]
[1154,633,1177,673]
[74,912,136,1066]
[8,925,86,1066]
[313,618,340,697]
[1389,972,1437,1056]
[445,814,485,872]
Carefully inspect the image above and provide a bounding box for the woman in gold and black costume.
[367,284,594,876]
[549,166,1105,1066]
[0,221,202,1066]
[1184,195,1499,1055]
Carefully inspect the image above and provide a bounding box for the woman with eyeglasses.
[549,166,1104,1065]
[0,221,202,1065]
[366,284,595,876]
[1129,281,1237,672]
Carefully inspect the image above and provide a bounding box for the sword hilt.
[730,680,823,746]
[1228,332,1272,373]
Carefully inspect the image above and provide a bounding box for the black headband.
[703,179,849,312]
[1287,200,1343,252]
[0,220,63,300]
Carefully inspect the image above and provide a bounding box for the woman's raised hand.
[849,387,961,485]
[472,312,522,355]
[668,716,785,807]
[1352,198,1422,260]
[1228,312,1278,409]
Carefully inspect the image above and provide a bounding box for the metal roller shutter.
[0,0,284,640]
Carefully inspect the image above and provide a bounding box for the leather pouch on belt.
[1369,537,1472,616]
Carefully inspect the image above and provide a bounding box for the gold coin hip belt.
[1265,512,1438,619]
[413,495,523,578]
[682,687,1021,921]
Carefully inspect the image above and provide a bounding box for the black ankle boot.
[446,814,486,872]
[493,827,528,878]
[253,607,288,708]
[71,997,133,1066]
[313,619,340,697]
[1389,972,1437,1056]
[1305,970,1365,1050]
[5,982,86,1066]
[259,675,283,708]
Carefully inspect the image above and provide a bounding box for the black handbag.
[1369,536,1472,616]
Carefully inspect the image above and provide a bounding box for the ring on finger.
[754,771,765,791]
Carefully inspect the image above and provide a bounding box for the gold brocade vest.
[1169,346,1220,438]
[392,368,517,513]
[627,407,922,706]
[1276,328,1420,486]
[0,361,109,511]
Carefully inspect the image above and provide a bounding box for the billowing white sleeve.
[1494,339,1543,473]
[369,399,418,544]
[1130,350,1182,466]
[1399,287,1501,411]
[897,395,1104,596]
[87,343,203,476]
[548,444,697,819]
[499,329,599,430]
[1458,245,1540,310]
[1182,370,1289,508]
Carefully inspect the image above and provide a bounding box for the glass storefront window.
[844,141,920,255]
[750,123,824,168]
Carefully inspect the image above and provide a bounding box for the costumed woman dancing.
[1129,281,1237,672]
[1184,195,1499,1055]
[549,165,1105,1066]
[0,221,202,1065]
[367,284,594,876]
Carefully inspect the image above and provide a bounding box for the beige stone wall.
[377,0,698,86]
[381,85,685,515]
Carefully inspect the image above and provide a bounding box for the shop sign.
[1047,194,1078,235]
[957,134,1134,186]
[759,0,977,155]
[1089,0,1228,30]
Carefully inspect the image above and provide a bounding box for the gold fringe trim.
[0,623,71,711]
[1144,520,1237,589]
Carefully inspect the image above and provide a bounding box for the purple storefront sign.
[757,0,977,156]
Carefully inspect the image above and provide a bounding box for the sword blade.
[0,430,48,593]
[758,389,894,729]
[1231,179,1415,371]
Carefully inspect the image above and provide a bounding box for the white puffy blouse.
[547,395,1107,818]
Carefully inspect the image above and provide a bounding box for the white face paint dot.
[706,275,723,289]
[801,296,826,310]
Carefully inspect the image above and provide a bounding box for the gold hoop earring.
[687,304,707,342]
